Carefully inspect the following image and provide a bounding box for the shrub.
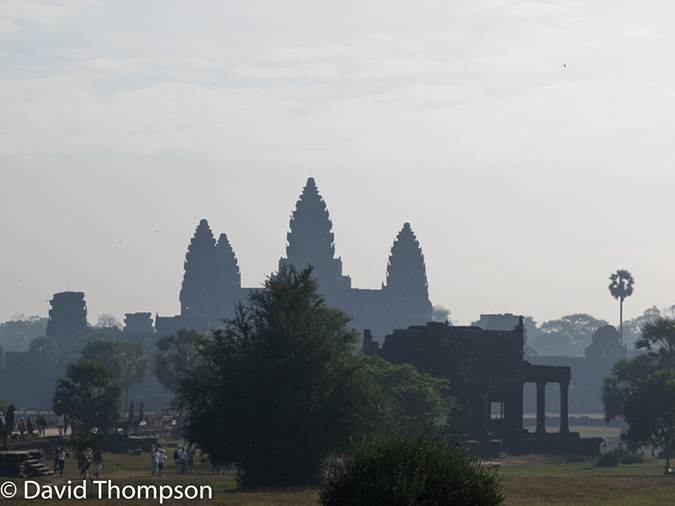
[319,429,504,506]
[595,452,620,467]
[620,452,644,464]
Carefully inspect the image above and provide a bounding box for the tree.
[53,358,122,434]
[96,314,122,329]
[602,318,675,423]
[80,338,149,410]
[533,314,609,357]
[177,265,387,488]
[431,304,452,324]
[635,317,675,366]
[154,328,205,393]
[0,315,48,352]
[320,428,504,506]
[367,356,453,434]
[28,335,59,367]
[622,369,675,473]
[609,269,635,345]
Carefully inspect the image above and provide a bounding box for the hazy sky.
[2,0,675,328]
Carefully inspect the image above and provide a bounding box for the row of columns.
[535,380,569,435]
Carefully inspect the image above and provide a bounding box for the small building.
[364,318,602,455]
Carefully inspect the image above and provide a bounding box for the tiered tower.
[179,219,220,321]
[216,232,242,318]
[383,222,432,325]
[279,177,351,303]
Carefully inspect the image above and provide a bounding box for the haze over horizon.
[3,1,675,328]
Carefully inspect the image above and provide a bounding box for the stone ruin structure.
[156,177,432,339]
[365,318,602,455]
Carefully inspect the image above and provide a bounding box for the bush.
[620,452,644,464]
[595,452,620,467]
[319,429,504,506]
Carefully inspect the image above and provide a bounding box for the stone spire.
[384,222,431,322]
[216,233,241,290]
[280,178,348,294]
[180,219,219,318]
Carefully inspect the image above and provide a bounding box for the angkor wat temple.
[156,177,432,338]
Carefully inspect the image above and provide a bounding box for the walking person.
[186,445,196,474]
[93,449,103,479]
[157,444,166,476]
[57,415,64,435]
[180,446,188,475]
[173,446,182,475]
[151,448,159,477]
[57,448,66,477]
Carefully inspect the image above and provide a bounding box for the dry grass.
[3,446,675,505]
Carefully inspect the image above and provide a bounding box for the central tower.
[279,177,351,303]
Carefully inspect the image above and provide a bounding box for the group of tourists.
[149,444,197,476]
[17,414,49,436]
[169,444,196,475]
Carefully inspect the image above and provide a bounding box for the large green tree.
[80,338,149,410]
[533,314,609,357]
[52,358,122,433]
[154,328,205,393]
[0,316,48,352]
[609,269,635,345]
[367,356,453,434]
[177,265,387,488]
[602,317,675,424]
[622,369,675,473]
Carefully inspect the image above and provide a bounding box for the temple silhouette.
[156,177,432,338]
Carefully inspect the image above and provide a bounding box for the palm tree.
[608,269,634,345]
[52,358,122,433]
[635,317,675,368]
[80,338,150,411]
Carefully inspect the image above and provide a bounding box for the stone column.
[536,381,546,435]
[559,380,570,434]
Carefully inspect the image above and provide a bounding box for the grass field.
[2,436,674,505]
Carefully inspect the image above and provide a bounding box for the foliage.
[319,428,504,506]
[595,452,620,467]
[609,270,635,302]
[609,269,635,344]
[154,328,205,393]
[635,318,675,366]
[67,418,103,462]
[96,314,122,329]
[601,354,656,422]
[602,318,675,423]
[622,369,675,471]
[52,358,122,433]
[177,265,388,488]
[28,335,59,366]
[0,398,9,416]
[620,452,644,464]
[533,314,609,357]
[367,356,453,433]
[80,338,149,394]
[431,304,452,324]
[0,315,48,352]
[622,305,667,348]
[0,343,4,368]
